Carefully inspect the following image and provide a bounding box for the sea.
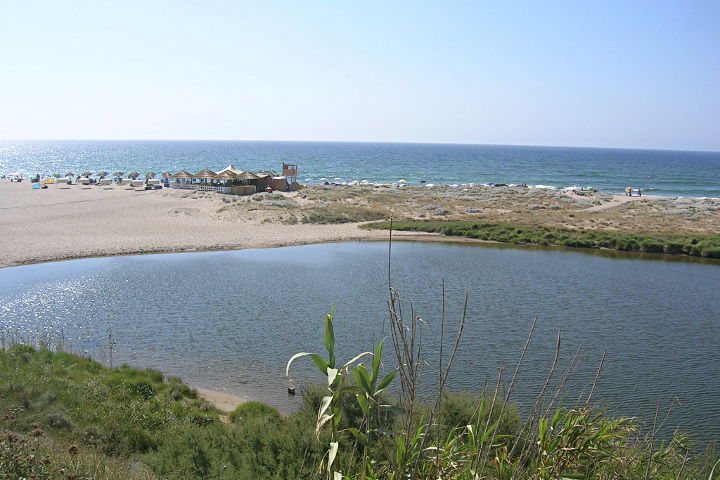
[1,140,719,198]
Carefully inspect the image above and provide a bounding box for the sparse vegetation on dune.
[364,219,720,258]
[214,185,720,248]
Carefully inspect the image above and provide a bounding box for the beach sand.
[2,179,718,410]
[0,180,388,269]
[4,181,719,271]
[196,388,248,413]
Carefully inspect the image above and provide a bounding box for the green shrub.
[229,401,281,424]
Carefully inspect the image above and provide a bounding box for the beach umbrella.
[81,171,92,178]
[113,171,124,180]
[213,171,238,181]
[161,171,171,179]
[98,171,108,179]
[128,171,140,179]
[237,171,259,180]
[193,169,217,180]
[53,173,61,178]
[65,172,74,178]
[146,171,156,179]
[398,179,407,183]
[171,170,193,179]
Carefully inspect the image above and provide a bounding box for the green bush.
[229,401,281,424]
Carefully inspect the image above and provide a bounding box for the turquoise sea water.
[1,140,719,198]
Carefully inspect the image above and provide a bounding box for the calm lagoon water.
[1,242,719,443]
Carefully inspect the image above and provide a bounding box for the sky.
[1,1,718,151]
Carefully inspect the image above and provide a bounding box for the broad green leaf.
[376,369,397,394]
[372,338,384,385]
[286,352,327,375]
[348,428,368,446]
[396,434,406,466]
[324,309,336,368]
[356,392,369,415]
[342,351,373,368]
[353,365,372,395]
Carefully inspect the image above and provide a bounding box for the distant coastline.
[2,140,719,198]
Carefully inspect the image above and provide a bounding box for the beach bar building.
[168,164,286,195]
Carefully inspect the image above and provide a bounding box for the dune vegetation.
[363,219,720,259]
[2,301,719,479]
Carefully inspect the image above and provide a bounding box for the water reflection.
[1,242,718,443]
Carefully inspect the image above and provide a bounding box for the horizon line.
[1,138,718,154]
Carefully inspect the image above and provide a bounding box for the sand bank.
[2,180,719,269]
[196,388,247,413]
[0,180,388,269]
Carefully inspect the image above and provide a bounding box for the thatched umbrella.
[81,171,92,178]
[98,171,108,179]
[238,171,259,182]
[65,172,74,178]
[113,171,124,181]
[128,171,140,179]
[193,169,216,184]
[213,171,238,181]
[146,171,156,179]
[171,170,193,179]
[193,169,216,179]
[161,171,172,179]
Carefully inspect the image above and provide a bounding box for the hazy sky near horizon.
[1,1,718,151]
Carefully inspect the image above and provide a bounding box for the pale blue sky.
[1,1,718,151]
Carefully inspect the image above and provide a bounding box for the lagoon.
[1,241,718,443]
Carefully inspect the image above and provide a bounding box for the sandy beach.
[0,180,389,269]
[2,180,719,270]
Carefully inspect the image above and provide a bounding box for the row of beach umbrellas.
[55,171,164,179]
[54,166,274,181]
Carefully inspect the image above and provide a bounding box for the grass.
[2,331,718,479]
[363,219,720,258]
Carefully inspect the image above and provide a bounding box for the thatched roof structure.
[170,170,193,179]
[214,170,238,181]
[193,169,216,179]
[237,171,259,180]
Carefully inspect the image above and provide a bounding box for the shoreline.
[196,388,248,413]
[2,180,719,269]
